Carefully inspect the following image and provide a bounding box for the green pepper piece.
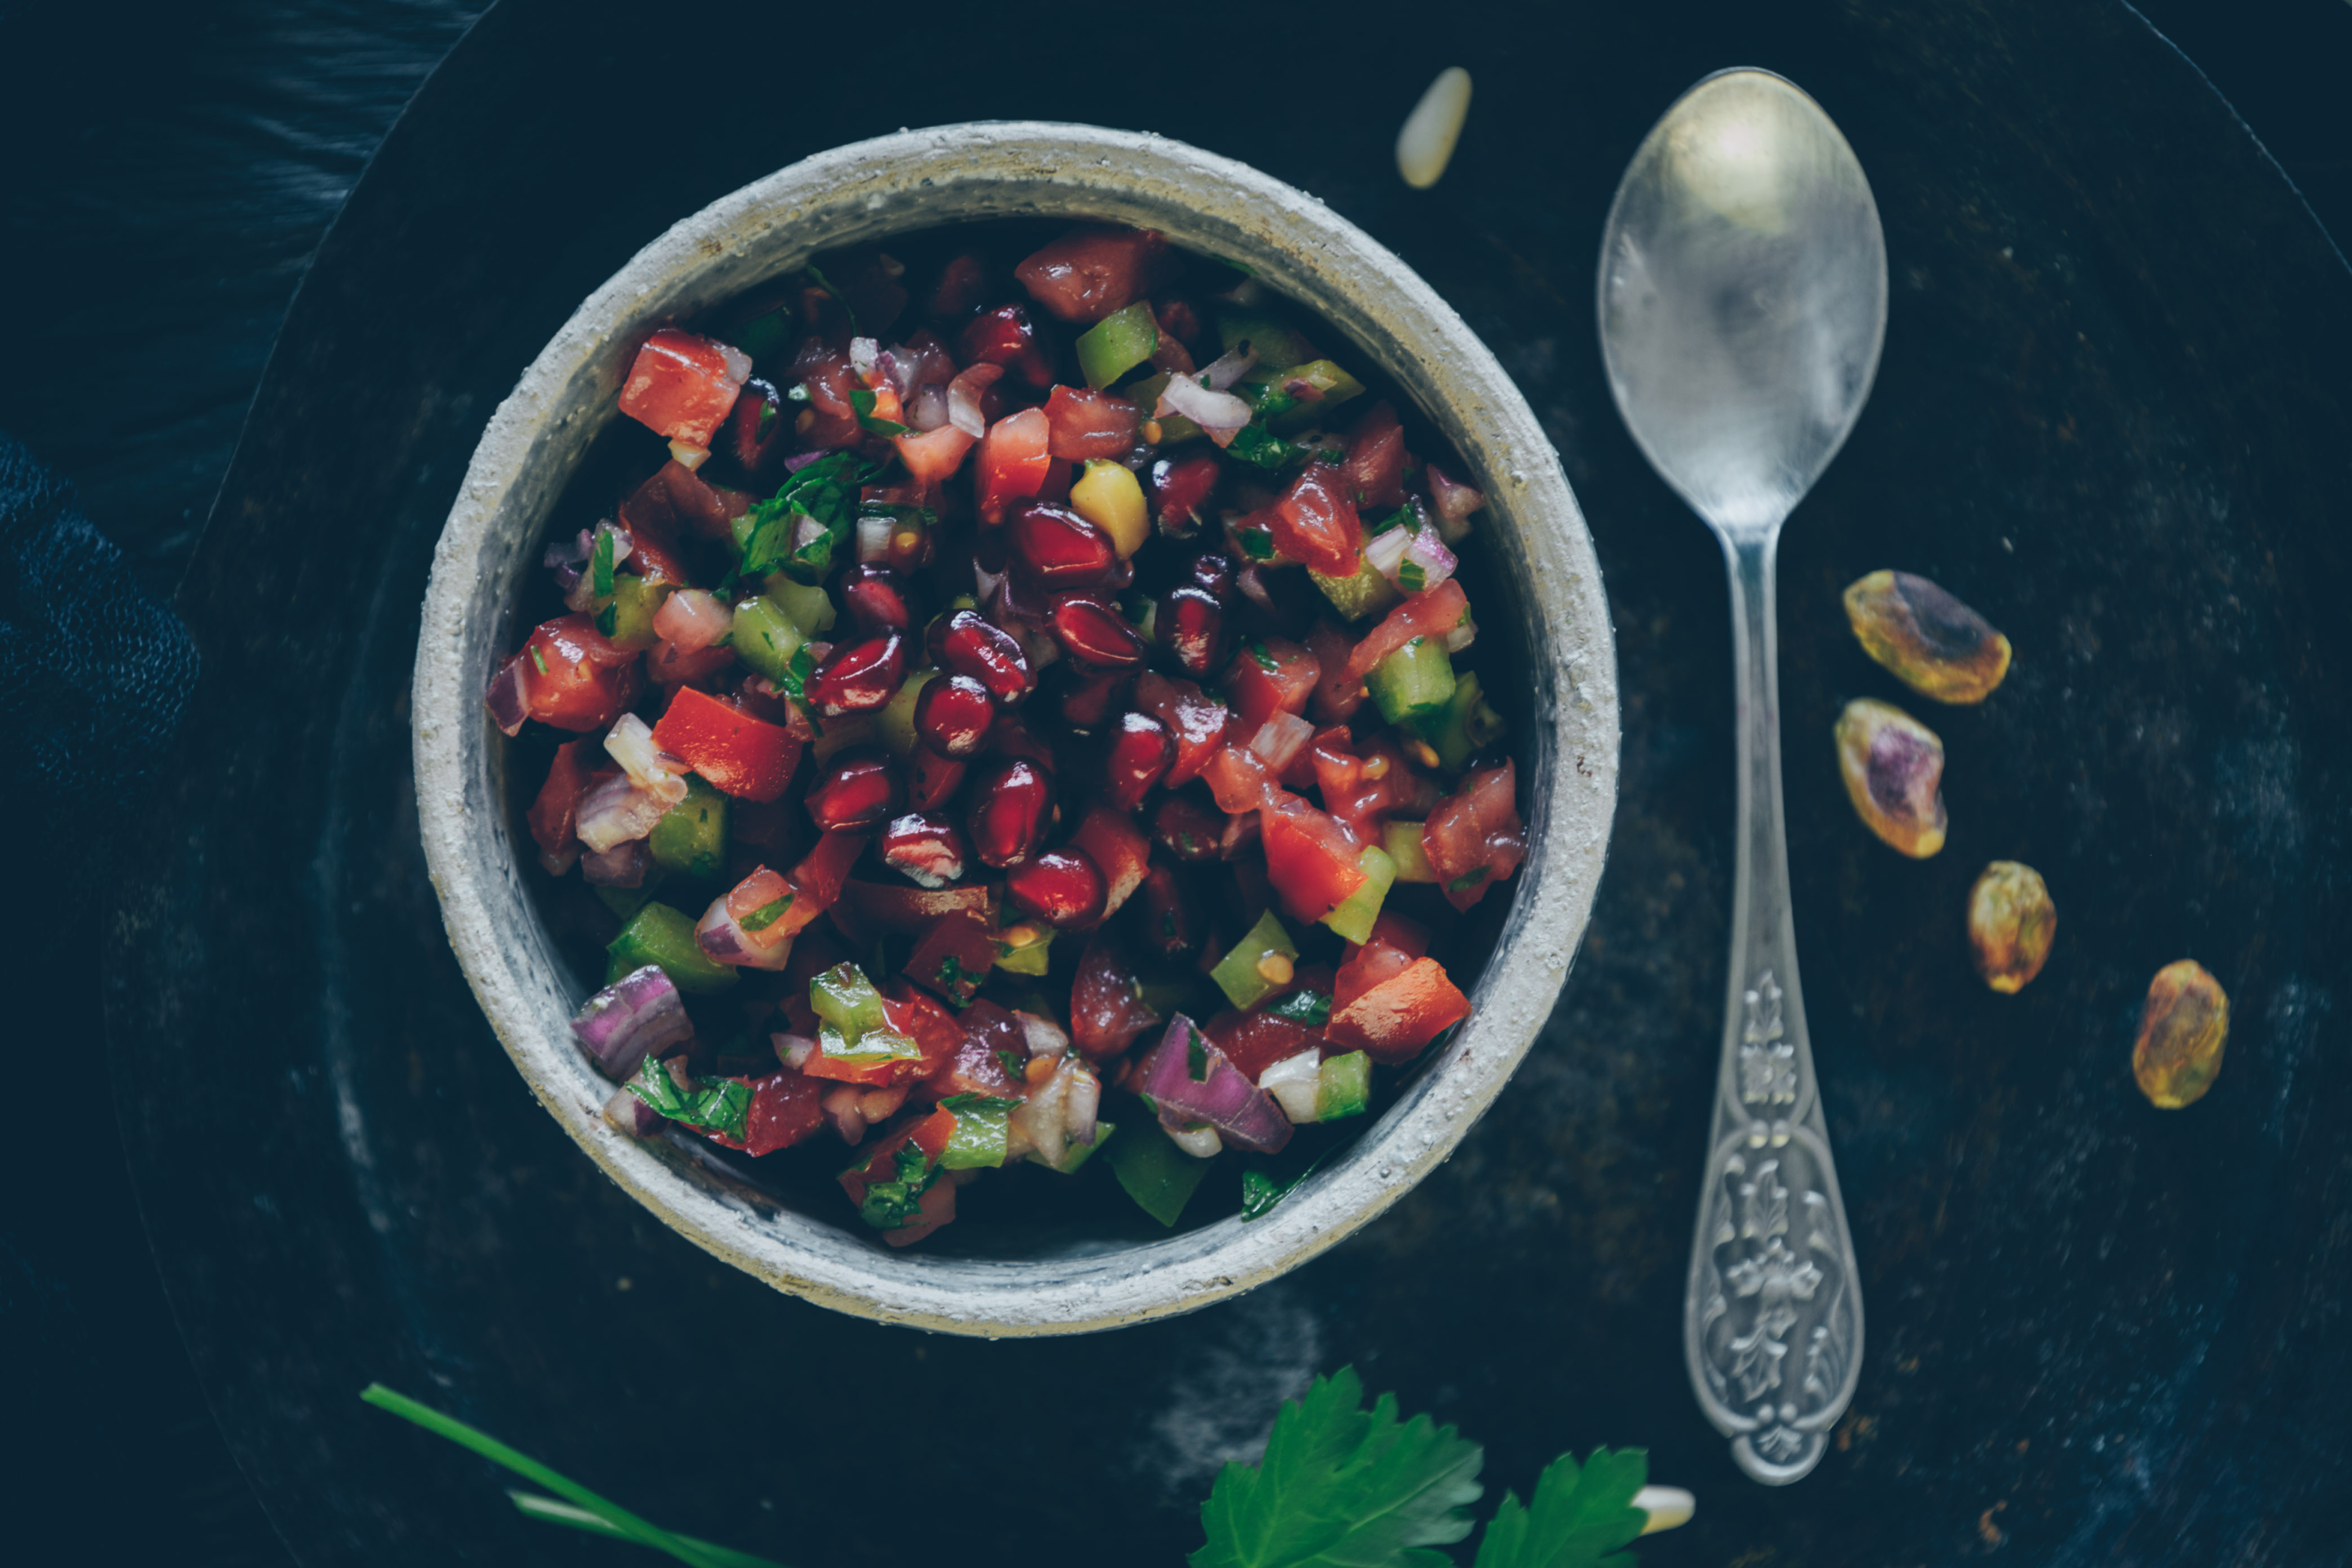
[1028,1120,1113,1175]
[939,1095,1020,1170]
[647,777,729,880]
[809,961,890,1040]
[1320,845,1396,945]
[818,1020,923,1070]
[1075,302,1160,389]
[600,574,670,651]
[1316,1051,1373,1121]
[992,926,1053,976]
[1267,360,1366,432]
[876,668,936,758]
[1414,670,1507,773]
[594,878,660,921]
[765,576,838,635]
[1108,1121,1214,1227]
[1215,309,1313,369]
[605,903,737,994]
[1383,819,1438,883]
[1126,372,1202,444]
[729,595,805,683]
[1209,909,1299,1010]
[1366,635,1457,725]
[1309,556,1399,622]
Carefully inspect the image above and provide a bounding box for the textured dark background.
[6,1,2352,1565]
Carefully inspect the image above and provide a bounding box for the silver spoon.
[1597,68,1884,1485]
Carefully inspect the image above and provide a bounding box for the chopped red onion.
[652,588,732,653]
[1155,374,1254,447]
[553,523,633,612]
[694,894,796,970]
[603,1084,670,1137]
[848,336,880,380]
[1258,1050,1322,1124]
[581,838,650,888]
[1199,345,1259,391]
[856,511,894,565]
[1365,524,1414,580]
[773,1032,818,1071]
[782,449,827,474]
[1235,563,1279,616]
[1166,1123,1224,1158]
[571,963,694,1081]
[1010,1055,1101,1168]
[908,384,950,433]
[576,772,668,853]
[484,658,530,736]
[1404,526,1458,590]
[1250,712,1316,772]
[823,1083,868,1146]
[1018,1011,1070,1061]
[1426,462,1486,544]
[947,362,1004,438]
[1445,613,1477,655]
[1365,522,1459,594]
[1139,1015,1293,1154]
[603,714,689,805]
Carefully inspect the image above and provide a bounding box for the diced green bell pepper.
[876,667,936,758]
[992,926,1053,976]
[1076,302,1160,389]
[1320,845,1396,945]
[1366,635,1457,725]
[817,1020,924,1070]
[1126,372,1202,445]
[810,961,890,1040]
[1216,309,1313,369]
[647,776,728,880]
[1210,909,1299,1010]
[729,595,805,683]
[595,877,660,920]
[1028,1120,1113,1175]
[1384,819,1438,883]
[1414,670,1507,773]
[606,902,736,994]
[764,575,836,635]
[939,1095,1020,1169]
[729,306,797,368]
[1316,1051,1373,1121]
[598,574,670,651]
[1309,556,1398,622]
[1266,360,1365,432]
[1108,1121,1214,1227]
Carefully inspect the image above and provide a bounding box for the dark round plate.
[107,0,2352,1562]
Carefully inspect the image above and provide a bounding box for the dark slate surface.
[11,0,2352,1563]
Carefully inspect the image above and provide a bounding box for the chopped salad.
[489,224,1527,1245]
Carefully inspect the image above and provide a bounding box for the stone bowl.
[411,121,1618,1336]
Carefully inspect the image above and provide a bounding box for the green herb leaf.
[623,1059,751,1142]
[803,262,858,333]
[1446,866,1491,895]
[595,604,618,636]
[1186,1022,1211,1082]
[1190,1365,1485,1568]
[1368,507,1414,537]
[1469,1449,1649,1568]
[739,893,793,934]
[857,1139,941,1229]
[591,525,616,599]
[1228,422,1295,471]
[994,1047,1027,1080]
[529,644,549,675]
[848,386,908,437]
[1266,990,1331,1027]
[1240,529,1276,562]
[738,451,869,583]
[1248,639,1280,672]
[780,645,814,701]
[1397,560,1427,594]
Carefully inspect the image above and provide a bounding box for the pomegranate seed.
[1157,585,1226,679]
[1058,668,1133,728]
[986,711,1058,770]
[879,812,968,888]
[927,608,1034,703]
[1135,861,1203,956]
[1049,593,1147,670]
[806,748,904,831]
[1006,502,1117,589]
[907,748,966,811]
[915,672,996,759]
[966,758,1054,868]
[1103,712,1174,812]
[805,631,906,714]
[1152,792,1226,863]
[1188,551,1237,600]
[1003,847,1107,929]
[839,565,914,634]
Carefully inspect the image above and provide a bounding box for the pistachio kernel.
[1843,569,2012,704]
[1834,697,1948,858]
[2133,959,2229,1109]
[1968,861,2056,993]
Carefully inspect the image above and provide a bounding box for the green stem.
[509,1494,787,1568]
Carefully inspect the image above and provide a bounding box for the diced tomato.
[957,303,1054,387]
[837,1107,961,1243]
[914,999,1028,1102]
[790,340,865,448]
[1201,744,1279,816]
[975,407,1052,524]
[741,1070,826,1156]
[1423,761,1527,912]
[859,380,906,430]
[1325,957,1471,1064]
[1204,1006,1326,1083]
[927,252,990,319]
[1306,620,1369,723]
[881,982,969,1078]
[722,865,795,954]
[1314,732,1440,842]
[1225,635,1320,736]
[1342,580,1469,684]
[1036,457,1075,506]
[1070,933,1161,1061]
[526,740,591,875]
[1134,673,1230,787]
[1152,452,1222,531]
[1043,385,1142,460]
[645,638,737,687]
[651,685,801,801]
[895,423,977,487]
[521,614,639,732]
[777,829,870,938]
[1355,909,1431,961]
[617,328,752,446]
[801,1036,903,1088]
[621,458,754,549]
[1335,916,1424,1012]
[1258,793,1366,922]
[1014,226,1170,323]
[1340,401,1408,511]
[1067,803,1151,920]
[904,908,996,1006]
[1269,462,1364,577]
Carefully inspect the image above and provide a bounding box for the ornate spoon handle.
[1683,532,1865,1485]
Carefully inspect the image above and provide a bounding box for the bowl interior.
[412,122,1619,1333]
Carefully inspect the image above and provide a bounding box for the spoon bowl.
[1598,69,1885,1484]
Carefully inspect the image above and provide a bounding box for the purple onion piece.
[602,1083,671,1137]
[576,772,667,853]
[484,658,530,737]
[694,895,795,970]
[1198,345,1259,391]
[782,449,827,474]
[1154,375,1253,443]
[581,839,649,888]
[572,964,694,1081]
[1139,1014,1293,1155]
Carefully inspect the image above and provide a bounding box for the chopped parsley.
[1266,990,1331,1027]
[1367,506,1414,536]
[590,525,615,599]
[992,1047,1026,1080]
[854,1141,938,1230]
[737,451,869,583]
[1398,559,1427,594]
[622,1058,750,1142]
[738,892,793,934]
[1239,529,1276,561]
[1446,866,1491,894]
[779,645,814,701]
[848,386,907,437]
[528,644,549,675]
[1247,639,1279,672]
[1226,422,1294,470]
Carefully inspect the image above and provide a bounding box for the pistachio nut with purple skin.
[1968,861,2056,993]
[1834,697,1948,857]
[2134,960,2230,1108]
[1842,570,2012,704]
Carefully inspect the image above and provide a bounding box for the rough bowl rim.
[411,120,1619,1337]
